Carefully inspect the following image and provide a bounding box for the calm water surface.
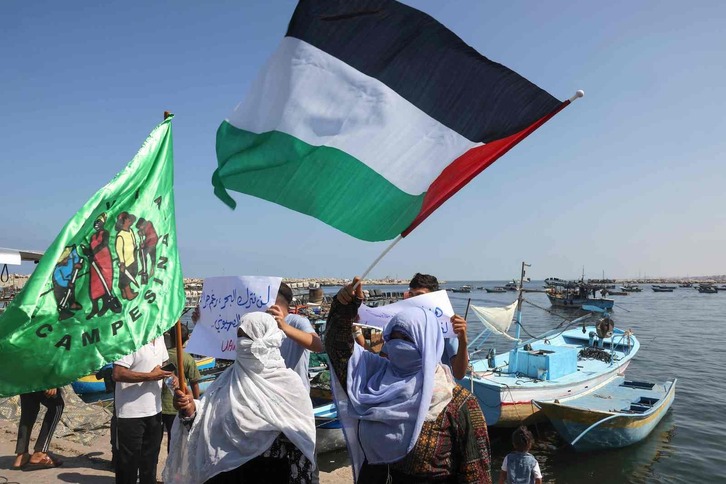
[333,280,726,483]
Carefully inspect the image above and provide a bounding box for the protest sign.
[186,276,281,359]
[357,290,456,338]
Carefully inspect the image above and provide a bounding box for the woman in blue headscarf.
[325,278,491,484]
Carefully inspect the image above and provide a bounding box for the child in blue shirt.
[499,426,542,484]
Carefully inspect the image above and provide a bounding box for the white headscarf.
[163,312,316,484]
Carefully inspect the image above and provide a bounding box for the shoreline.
[0,411,353,483]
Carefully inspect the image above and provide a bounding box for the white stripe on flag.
[226,37,480,196]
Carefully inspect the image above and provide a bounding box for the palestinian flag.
[213,0,575,242]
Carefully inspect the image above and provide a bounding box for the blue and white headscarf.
[333,306,450,478]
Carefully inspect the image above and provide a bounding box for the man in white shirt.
[112,336,172,484]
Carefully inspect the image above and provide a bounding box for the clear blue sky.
[2,0,725,281]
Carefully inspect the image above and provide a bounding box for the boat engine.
[596,316,614,339]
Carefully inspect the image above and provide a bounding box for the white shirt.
[114,337,169,418]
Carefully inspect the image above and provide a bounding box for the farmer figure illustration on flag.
[52,245,83,321]
[115,211,140,301]
[135,217,158,284]
[82,212,122,319]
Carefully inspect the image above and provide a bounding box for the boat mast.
[510,261,530,371]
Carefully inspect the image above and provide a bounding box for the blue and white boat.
[533,376,676,451]
[460,263,638,427]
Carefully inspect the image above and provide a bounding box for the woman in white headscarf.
[326,278,491,484]
[163,312,316,484]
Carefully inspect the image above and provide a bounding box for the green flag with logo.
[0,116,184,397]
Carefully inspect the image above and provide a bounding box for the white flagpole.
[354,234,403,288]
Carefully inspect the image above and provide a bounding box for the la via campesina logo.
[37,198,173,351]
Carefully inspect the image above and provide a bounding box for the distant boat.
[485,287,507,293]
[449,285,472,293]
[535,377,676,451]
[698,285,718,294]
[606,290,628,296]
[620,285,642,293]
[546,291,614,310]
[651,286,674,293]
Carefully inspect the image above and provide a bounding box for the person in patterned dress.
[326,277,492,484]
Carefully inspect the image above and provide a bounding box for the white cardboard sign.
[356,290,456,338]
[186,276,282,359]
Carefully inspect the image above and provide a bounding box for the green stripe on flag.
[213,121,425,242]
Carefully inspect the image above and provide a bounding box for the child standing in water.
[499,426,543,484]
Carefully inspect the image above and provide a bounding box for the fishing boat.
[698,285,718,294]
[605,290,628,296]
[545,278,614,310]
[546,290,614,310]
[459,263,639,427]
[485,287,508,293]
[449,285,472,293]
[72,355,216,394]
[651,286,674,293]
[534,377,676,451]
[620,285,642,292]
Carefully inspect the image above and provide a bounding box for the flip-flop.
[24,454,63,471]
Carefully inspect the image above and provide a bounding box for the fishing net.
[578,347,612,364]
[0,386,112,445]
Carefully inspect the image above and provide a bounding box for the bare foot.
[12,452,29,469]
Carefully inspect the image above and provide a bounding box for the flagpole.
[174,319,187,394]
[354,234,403,289]
[162,110,186,394]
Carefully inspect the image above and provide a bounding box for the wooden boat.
[620,285,642,292]
[651,286,674,293]
[485,287,507,293]
[449,285,472,293]
[534,377,676,451]
[72,355,216,394]
[605,290,628,296]
[461,324,638,427]
[461,263,637,427]
[698,285,718,294]
[546,292,614,310]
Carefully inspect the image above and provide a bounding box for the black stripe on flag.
[286,0,562,144]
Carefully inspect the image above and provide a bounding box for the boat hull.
[463,361,632,427]
[460,326,639,427]
[536,379,676,451]
[547,294,614,309]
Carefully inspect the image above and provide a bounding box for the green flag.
[0,116,184,397]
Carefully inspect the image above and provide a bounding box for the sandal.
[11,453,30,470]
[24,454,63,470]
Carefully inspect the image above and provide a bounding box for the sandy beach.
[0,410,353,484]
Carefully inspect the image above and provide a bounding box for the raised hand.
[337,277,364,305]
[451,314,468,344]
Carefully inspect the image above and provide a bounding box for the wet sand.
[0,418,353,483]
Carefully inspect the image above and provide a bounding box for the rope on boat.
[523,298,572,325]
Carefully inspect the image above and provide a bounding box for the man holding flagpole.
[112,337,172,484]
